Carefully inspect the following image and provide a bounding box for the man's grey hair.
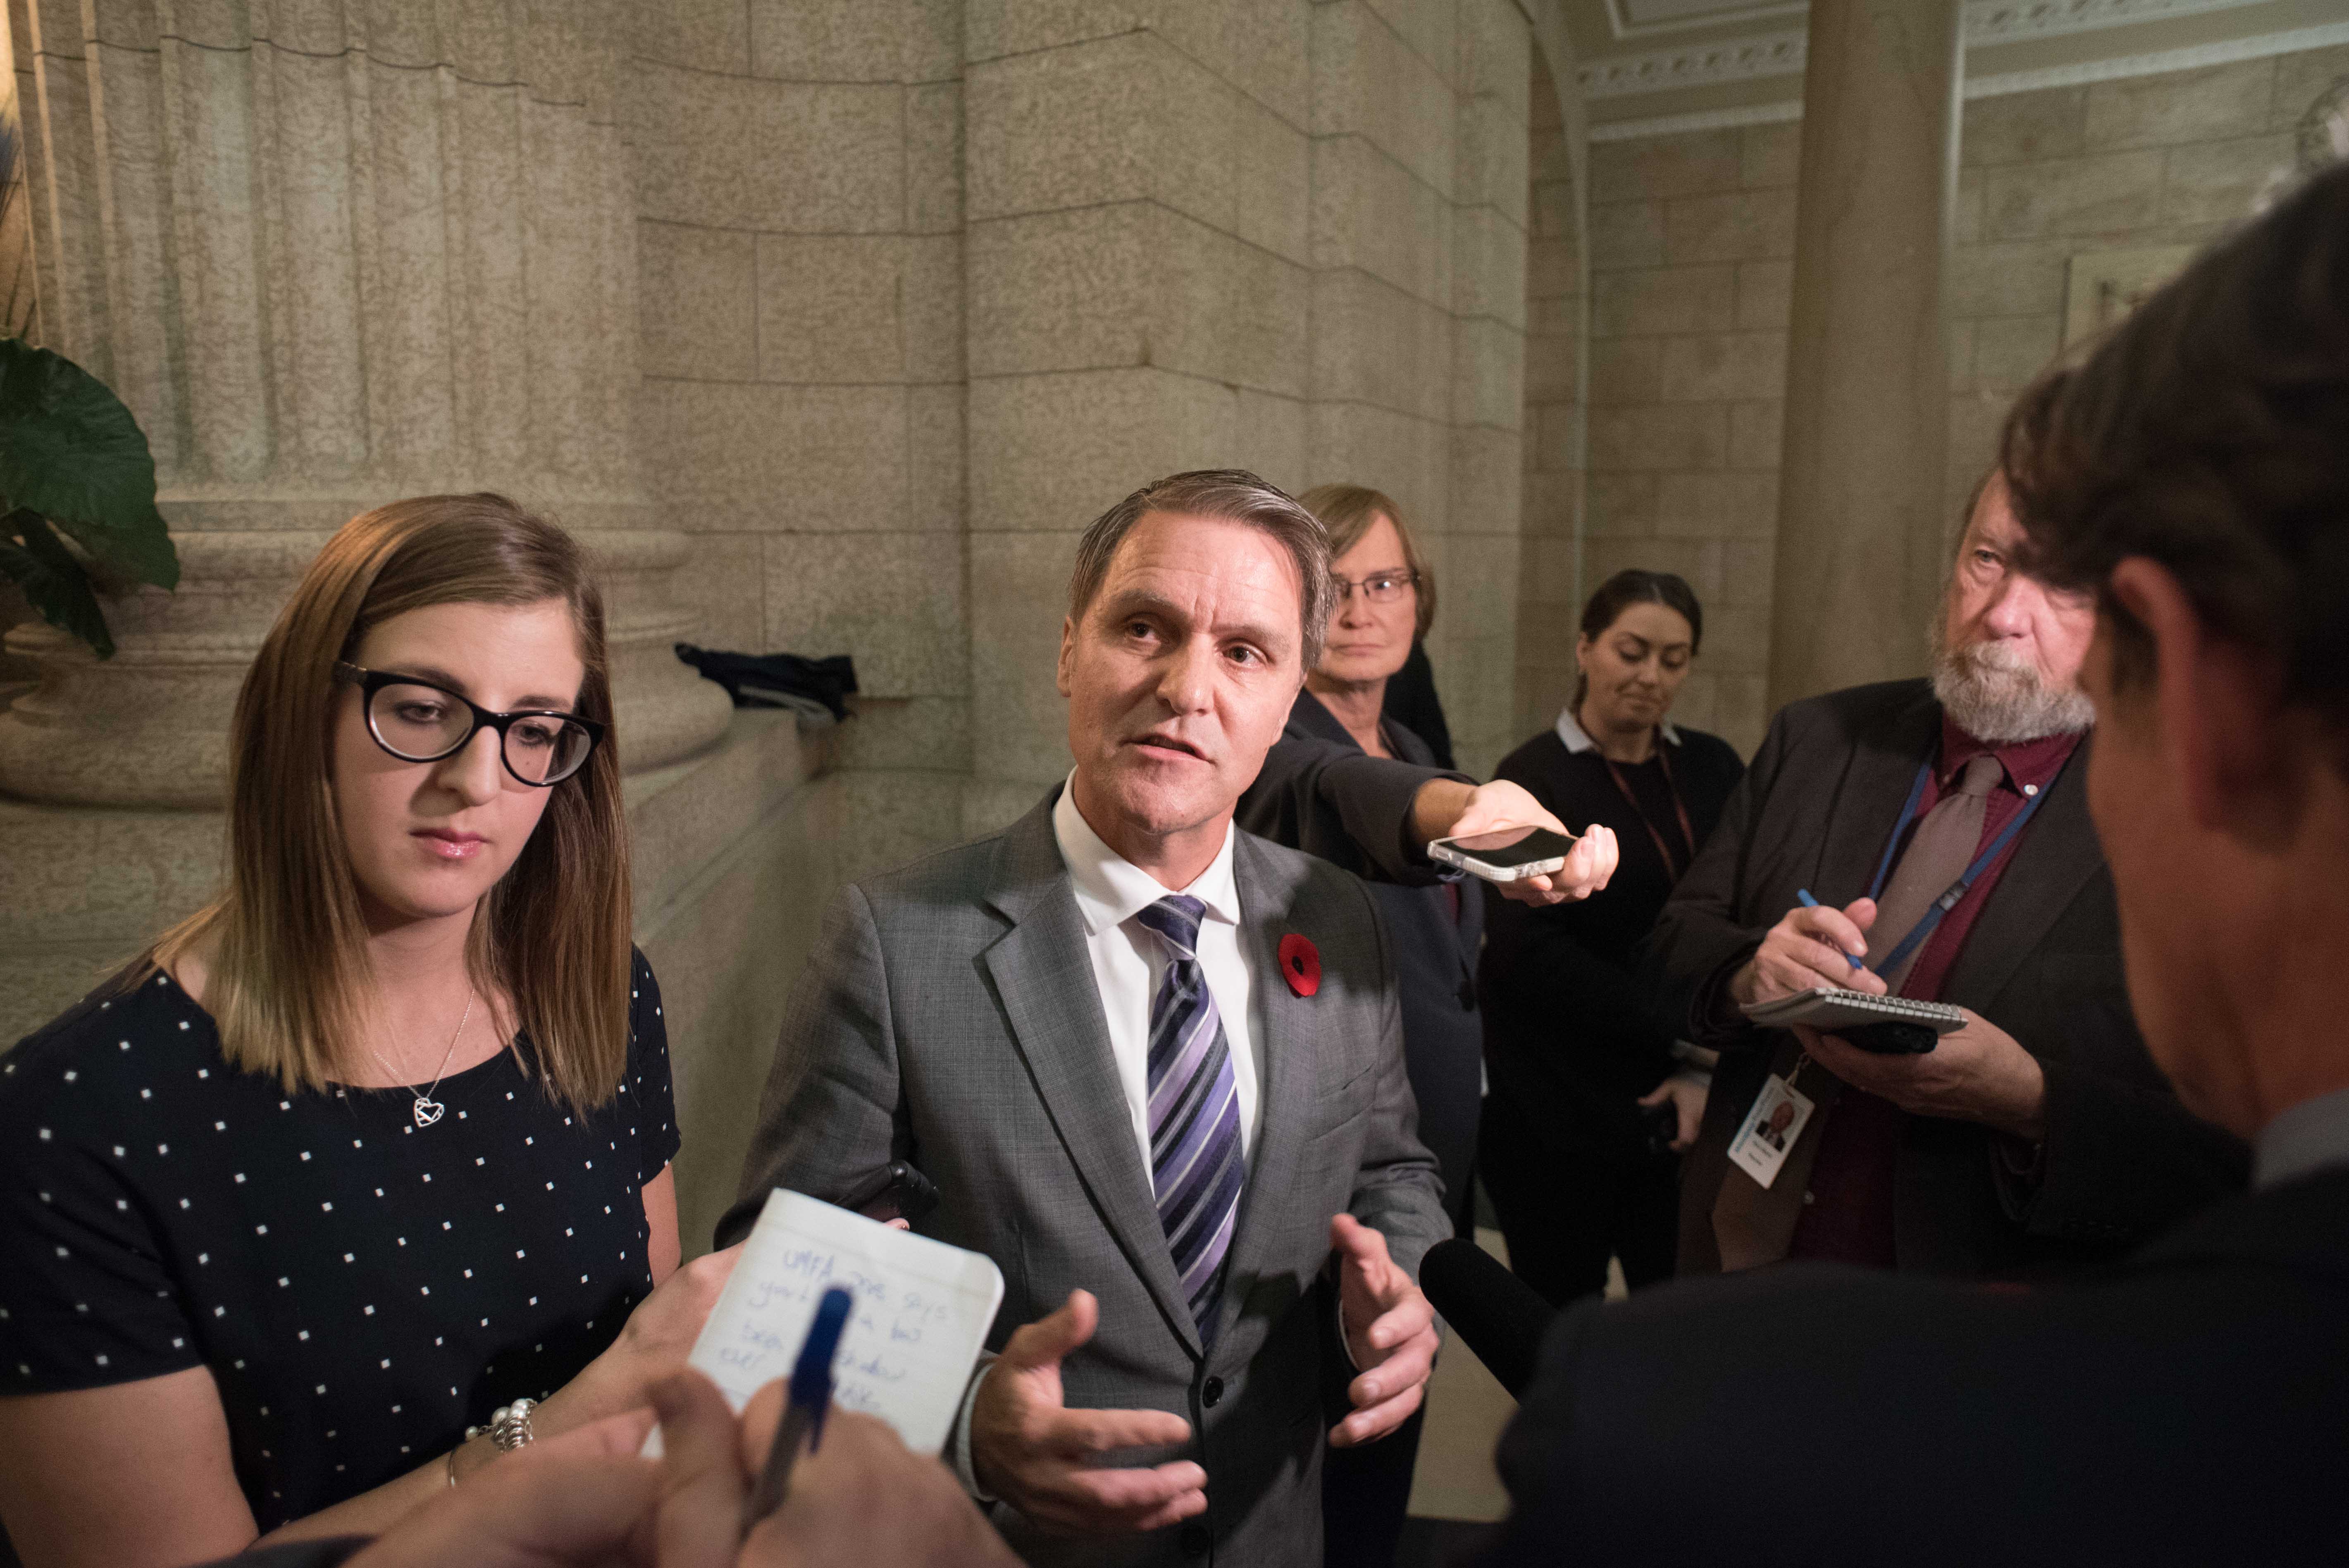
[1931,469,2095,741]
[1068,469,1338,670]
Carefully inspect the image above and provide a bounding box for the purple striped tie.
[1135,895,1245,1342]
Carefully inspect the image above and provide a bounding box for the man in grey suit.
[723,469,1613,1565]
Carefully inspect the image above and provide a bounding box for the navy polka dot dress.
[0,950,680,1530]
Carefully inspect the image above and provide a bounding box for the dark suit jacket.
[1238,691,1483,1232]
[1380,639,1455,770]
[1471,1165,2349,1567]
[1648,679,2245,1277]
[722,791,1448,1567]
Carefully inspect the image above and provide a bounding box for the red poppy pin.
[1278,933,1321,998]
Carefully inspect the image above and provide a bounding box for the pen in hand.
[1796,889,1865,972]
[742,1285,856,1538]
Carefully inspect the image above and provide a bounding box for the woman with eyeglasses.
[1237,485,1616,1568]
[0,495,735,1568]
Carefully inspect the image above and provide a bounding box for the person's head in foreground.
[2001,158,2349,1141]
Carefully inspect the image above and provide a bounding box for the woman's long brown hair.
[137,494,634,1112]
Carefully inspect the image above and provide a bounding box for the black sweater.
[1478,722,1744,1146]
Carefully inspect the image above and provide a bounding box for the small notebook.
[1740,987,1967,1034]
[652,1188,1004,1457]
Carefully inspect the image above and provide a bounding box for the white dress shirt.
[1555,703,1680,754]
[1052,776,1264,1166]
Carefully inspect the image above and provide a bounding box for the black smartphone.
[839,1160,941,1225]
[1838,1020,1941,1056]
[1427,825,1581,883]
[1642,1099,1682,1158]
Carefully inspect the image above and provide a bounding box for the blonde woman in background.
[0,496,734,1568]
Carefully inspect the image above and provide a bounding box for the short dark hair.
[2001,162,2349,763]
[1574,568,1704,706]
[1068,470,1338,668]
[1581,569,1704,650]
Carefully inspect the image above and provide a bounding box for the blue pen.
[742,1285,855,1536]
[1796,889,1865,971]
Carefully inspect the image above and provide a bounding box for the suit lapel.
[1941,734,2104,1010]
[1216,834,1319,1337]
[978,798,1203,1358]
[1808,686,1944,907]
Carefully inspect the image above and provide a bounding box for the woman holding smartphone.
[0,495,732,1568]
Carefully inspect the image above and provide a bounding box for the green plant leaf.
[0,337,177,591]
[0,508,114,657]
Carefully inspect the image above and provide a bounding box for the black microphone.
[1419,1237,1557,1400]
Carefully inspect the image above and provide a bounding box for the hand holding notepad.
[657,1188,1004,1457]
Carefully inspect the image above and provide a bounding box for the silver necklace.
[367,993,474,1129]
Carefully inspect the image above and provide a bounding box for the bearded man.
[1647,473,2246,1279]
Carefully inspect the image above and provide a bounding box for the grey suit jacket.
[721,789,1449,1567]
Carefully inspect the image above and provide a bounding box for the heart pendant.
[413,1097,446,1128]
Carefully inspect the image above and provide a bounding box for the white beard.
[1931,635,2095,743]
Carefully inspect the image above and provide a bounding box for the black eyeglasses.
[334,663,604,786]
[1331,570,1418,604]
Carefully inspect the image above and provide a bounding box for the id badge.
[1727,1073,1816,1190]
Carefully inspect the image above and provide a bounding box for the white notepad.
[653,1188,1004,1457]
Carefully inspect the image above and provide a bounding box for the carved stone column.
[1767,0,1962,709]
[0,0,729,806]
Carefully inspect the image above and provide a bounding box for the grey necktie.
[1865,754,2005,992]
[1133,895,1244,1344]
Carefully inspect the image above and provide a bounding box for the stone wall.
[1570,40,2347,760]
[1948,46,2349,513]
[1514,45,1582,747]
[1579,120,1795,759]
[959,0,1536,806]
[625,0,973,891]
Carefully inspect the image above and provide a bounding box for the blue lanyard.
[1863,753,2066,982]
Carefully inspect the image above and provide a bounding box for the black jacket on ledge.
[1469,1163,2349,1567]
[1645,679,2246,1278]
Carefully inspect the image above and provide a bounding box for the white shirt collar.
[1052,773,1242,938]
[1556,705,1679,755]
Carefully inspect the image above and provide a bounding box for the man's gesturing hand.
[1729,896,1886,1007]
[1328,1215,1438,1449]
[969,1289,1207,1535]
